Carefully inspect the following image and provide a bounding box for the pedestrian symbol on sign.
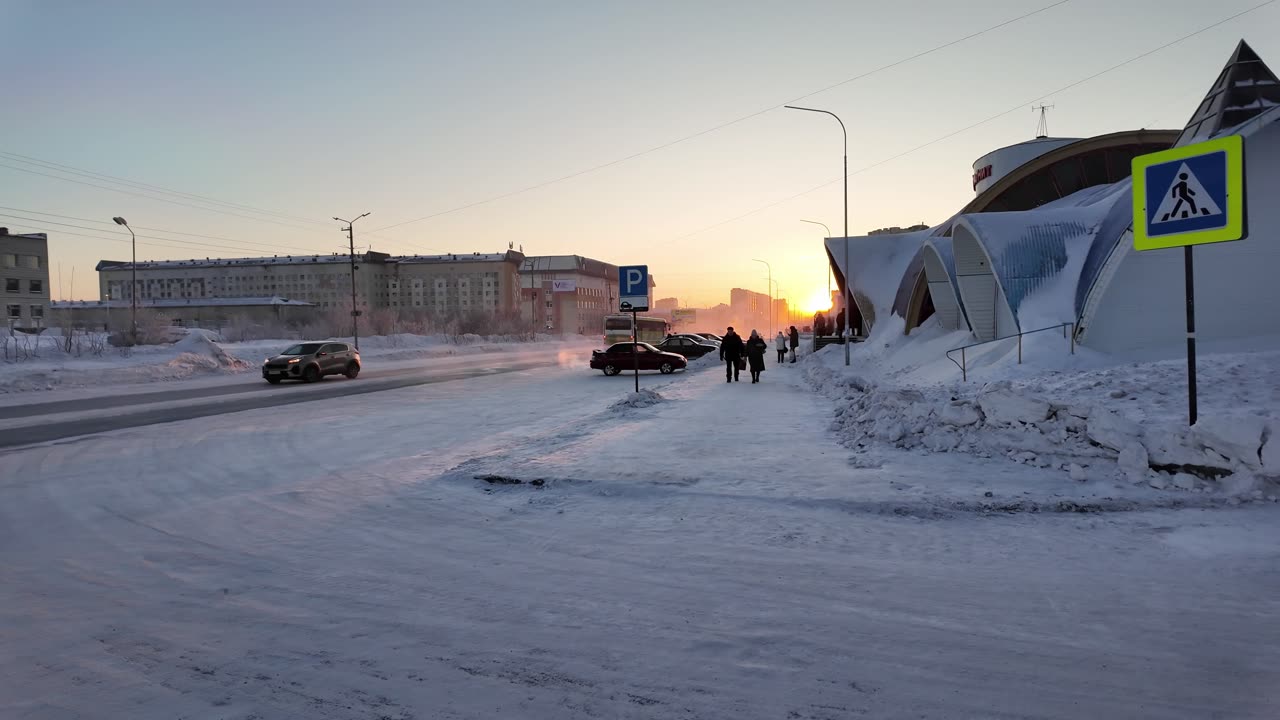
[1154,164,1222,224]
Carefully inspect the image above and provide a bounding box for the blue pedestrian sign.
[618,265,649,312]
[1132,135,1246,251]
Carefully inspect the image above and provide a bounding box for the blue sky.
[2,0,1276,309]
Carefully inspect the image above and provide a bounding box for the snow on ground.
[807,318,1280,502]
[0,329,597,395]
[3,351,1280,718]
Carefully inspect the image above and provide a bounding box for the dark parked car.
[694,332,723,343]
[262,342,361,384]
[655,335,717,358]
[590,342,687,375]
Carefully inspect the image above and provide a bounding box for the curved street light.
[786,106,850,365]
[800,219,834,310]
[112,216,137,345]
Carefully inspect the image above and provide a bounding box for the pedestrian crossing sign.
[1133,135,1246,251]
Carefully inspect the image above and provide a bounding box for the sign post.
[618,265,649,394]
[1132,135,1246,426]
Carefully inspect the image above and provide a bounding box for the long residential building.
[96,250,526,317]
[2,228,51,330]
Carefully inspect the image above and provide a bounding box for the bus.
[604,314,669,346]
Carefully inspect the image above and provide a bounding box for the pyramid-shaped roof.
[1177,40,1280,145]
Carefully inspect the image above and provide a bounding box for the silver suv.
[262,342,361,384]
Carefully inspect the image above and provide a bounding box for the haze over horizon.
[3,0,1276,311]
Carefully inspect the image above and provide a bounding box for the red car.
[590,342,688,376]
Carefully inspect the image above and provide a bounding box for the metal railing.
[946,322,1074,381]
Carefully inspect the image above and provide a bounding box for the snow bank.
[804,346,1280,501]
[610,388,665,411]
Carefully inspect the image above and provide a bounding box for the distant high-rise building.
[654,297,679,311]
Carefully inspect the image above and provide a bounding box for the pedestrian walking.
[746,329,769,384]
[721,326,745,383]
[775,331,787,364]
[789,325,800,363]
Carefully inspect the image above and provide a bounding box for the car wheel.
[659,362,675,374]
[345,362,360,379]
[266,377,282,385]
[302,364,322,383]
[603,364,620,376]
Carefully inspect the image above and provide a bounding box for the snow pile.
[167,330,251,372]
[805,356,1280,500]
[609,389,665,411]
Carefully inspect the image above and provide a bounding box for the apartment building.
[2,228,51,330]
[520,255,638,335]
[96,250,525,317]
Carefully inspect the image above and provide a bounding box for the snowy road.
[3,359,1279,719]
[0,347,590,449]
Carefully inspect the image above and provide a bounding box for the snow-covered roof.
[96,251,523,272]
[395,252,514,265]
[52,296,315,309]
[826,230,929,331]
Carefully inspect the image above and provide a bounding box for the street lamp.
[112,216,136,345]
[786,106,850,365]
[800,219,834,308]
[751,258,772,339]
[333,212,370,350]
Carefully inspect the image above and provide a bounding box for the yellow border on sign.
[1132,134,1245,251]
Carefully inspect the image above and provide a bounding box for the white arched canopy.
[921,241,967,331]
[951,222,1016,342]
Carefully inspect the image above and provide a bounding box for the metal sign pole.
[1184,245,1198,426]
[632,310,639,393]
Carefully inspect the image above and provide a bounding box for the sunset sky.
[3,0,1277,310]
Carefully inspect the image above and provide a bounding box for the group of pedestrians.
[719,325,800,384]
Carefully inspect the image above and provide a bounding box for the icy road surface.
[2,359,1279,719]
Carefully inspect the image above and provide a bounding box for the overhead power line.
[0,206,323,255]
[0,150,331,228]
[0,212,333,258]
[363,0,1072,234]
[0,162,325,233]
[662,0,1276,245]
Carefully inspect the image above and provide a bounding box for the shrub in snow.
[1086,410,1143,453]
[1193,416,1267,470]
[978,382,1051,425]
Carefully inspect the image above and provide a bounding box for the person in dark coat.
[745,329,768,383]
[789,325,800,363]
[720,326,745,382]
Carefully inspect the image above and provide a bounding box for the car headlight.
[288,357,301,364]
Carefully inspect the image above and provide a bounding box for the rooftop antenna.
[1033,103,1054,138]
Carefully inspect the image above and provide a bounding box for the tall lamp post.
[333,212,370,350]
[786,106,849,365]
[111,216,137,345]
[800,219,833,313]
[751,258,772,339]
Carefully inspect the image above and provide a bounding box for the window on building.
[6,304,19,318]
[29,279,43,294]
[30,305,43,319]
[20,255,41,269]
[1,254,15,268]
[5,279,17,293]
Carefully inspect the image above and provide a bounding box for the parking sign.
[618,265,649,312]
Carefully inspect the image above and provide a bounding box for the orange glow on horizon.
[802,288,833,314]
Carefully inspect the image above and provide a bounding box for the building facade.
[52,296,317,332]
[2,229,51,331]
[520,255,638,336]
[96,250,525,318]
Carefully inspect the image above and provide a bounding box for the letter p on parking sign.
[618,265,649,312]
